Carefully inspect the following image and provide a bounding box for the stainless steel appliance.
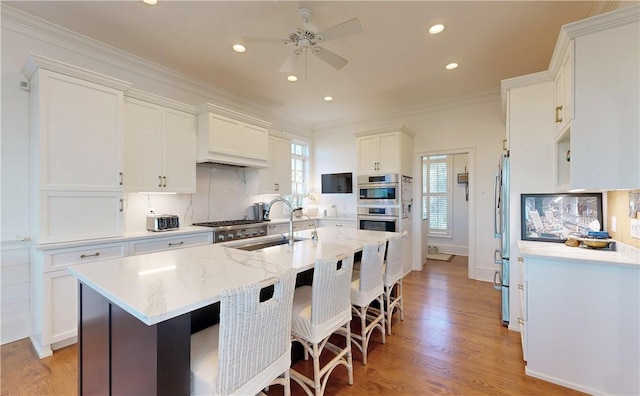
[146,214,180,232]
[493,153,510,326]
[253,202,266,221]
[357,207,399,232]
[357,173,399,205]
[193,220,268,243]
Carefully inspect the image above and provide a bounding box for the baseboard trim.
[525,367,602,395]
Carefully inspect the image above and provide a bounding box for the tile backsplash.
[124,166,266,231]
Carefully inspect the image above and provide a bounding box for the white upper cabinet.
[248,135,292,195]
[553,42,574,139]
[27,66,126,191]
[355,125,414,176]
[23,54,131,243]
[196,104,270,168]
[124,93,196,193]
[553,6,640,191]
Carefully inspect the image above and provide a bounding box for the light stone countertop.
[518,240,639,267]
[68,227,396,326]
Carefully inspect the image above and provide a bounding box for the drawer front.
[293,221,316,231]
[45,242,128,272]
[129,232,212,255]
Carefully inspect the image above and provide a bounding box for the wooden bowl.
[581,239,610,249]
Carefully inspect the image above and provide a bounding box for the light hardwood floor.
[1,256,585,395]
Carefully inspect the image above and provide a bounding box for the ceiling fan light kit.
[242,7,363,74]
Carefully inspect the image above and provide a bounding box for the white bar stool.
[383,231,407,335]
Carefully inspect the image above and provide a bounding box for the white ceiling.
[7,1,611,126]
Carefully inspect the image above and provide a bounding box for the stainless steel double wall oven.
[357,173,412,233]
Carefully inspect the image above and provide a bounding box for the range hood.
[196,103,270,169]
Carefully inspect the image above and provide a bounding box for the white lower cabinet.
[517,257,527,361]
[129,232,212,255]
[30,231,213,358]
[31,241,128,358]
[45,270,78,346]
[266,219,317,235]
[318,219,357,229]
[523,254,639,395]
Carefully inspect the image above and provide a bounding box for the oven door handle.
[358,182,398,189]
[358,215,399,222]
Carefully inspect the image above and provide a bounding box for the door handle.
[493,270,502,291]
[555,105,563,123]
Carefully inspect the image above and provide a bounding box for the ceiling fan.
[242,7,364,73]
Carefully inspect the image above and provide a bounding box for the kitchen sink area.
[226,235,308,251]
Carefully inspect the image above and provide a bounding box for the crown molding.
[196,103,271,128]
[500,70,553,119]
[125,89,197,114]
[1,4,311,135]
[550,3,639,76]
[312,89,501,133]
[353,124,415,138]
[23,53,132,91]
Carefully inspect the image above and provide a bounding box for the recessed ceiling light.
[429,24,445,34]
[143,0,157,5]
[287,75,298,82]
[323,96,333,102]
[232,44,246,53]
[445,62,459,70]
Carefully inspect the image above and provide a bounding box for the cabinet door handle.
[158,176,163,187]
[168,241,184,247]
[517,257,524,263]
[275,183,279,191]
[518,284,524,290]
[517,317,524,325]
[119,198,124,212]
[119,172,123,186]
[163,176,167,187]
[80,252,100,259]
[336,224,342,227]
[555,105,563,123]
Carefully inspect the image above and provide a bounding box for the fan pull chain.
[304,50,308,83]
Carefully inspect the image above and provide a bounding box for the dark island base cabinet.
[77,268,322,394]
[78,282,191,395]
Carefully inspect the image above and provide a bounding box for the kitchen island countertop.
[68,227,396,326]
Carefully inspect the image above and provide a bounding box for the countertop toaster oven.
[146,214,179,231]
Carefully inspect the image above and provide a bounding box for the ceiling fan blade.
[279,51,301,73]
[317,18,364,42]
[241,36,283,44]
[313,46,349,70]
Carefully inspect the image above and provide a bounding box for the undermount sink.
[228,236,307,251]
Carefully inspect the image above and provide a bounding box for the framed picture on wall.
[521,193,603,242]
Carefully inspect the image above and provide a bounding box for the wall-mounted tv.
[321,172,353,194]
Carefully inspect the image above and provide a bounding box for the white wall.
[313,98,505,281]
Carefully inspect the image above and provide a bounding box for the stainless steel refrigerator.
[493,153,509,326]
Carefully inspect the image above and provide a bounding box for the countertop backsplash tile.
[124,166,263,232]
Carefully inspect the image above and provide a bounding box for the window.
[423,155,452,237]
[291,141,309,198]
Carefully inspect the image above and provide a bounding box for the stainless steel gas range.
[193,220,268,243]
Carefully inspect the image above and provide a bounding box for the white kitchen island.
[68,227,397,395]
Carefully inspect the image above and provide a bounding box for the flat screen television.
[321,172,353,194]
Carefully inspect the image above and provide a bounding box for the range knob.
[217,234,225,242]
[227,233,234,239]
[236,231,243,238]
